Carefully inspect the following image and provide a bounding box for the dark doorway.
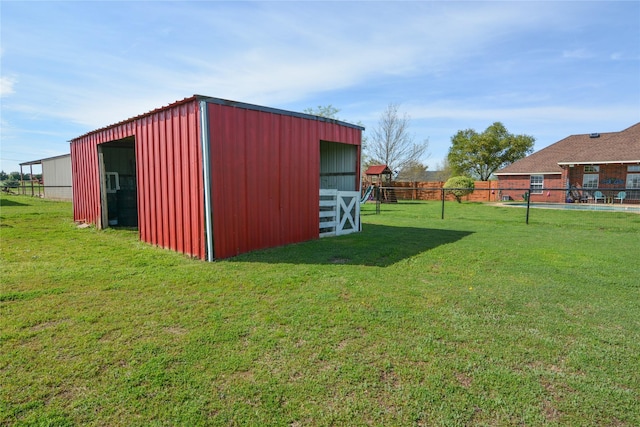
[98,137,137,228]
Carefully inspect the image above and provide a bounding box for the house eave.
[494,171,562,176]
[557,160,640,166]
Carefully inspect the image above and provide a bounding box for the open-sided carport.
[70,95,363,260]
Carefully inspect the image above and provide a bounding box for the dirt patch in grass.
[164,326,188,336]
[455,372,473,388]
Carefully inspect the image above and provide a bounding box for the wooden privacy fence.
[384,181,500,202]
[319,190,360,237]
[371,182,639,204]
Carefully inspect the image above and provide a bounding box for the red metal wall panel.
[135,100,204,258]
[71,137,100,224]
[206,102,362,259]
[70,98,205,259]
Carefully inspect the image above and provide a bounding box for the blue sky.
[1,1,639,174]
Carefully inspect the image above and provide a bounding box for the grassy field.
[1,194,639,426]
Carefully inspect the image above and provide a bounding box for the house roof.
[495,122,640,175]
[365,164,392,175]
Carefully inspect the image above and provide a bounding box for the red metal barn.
[70,95,363,260]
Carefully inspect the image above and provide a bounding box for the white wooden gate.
[319,189,360,237]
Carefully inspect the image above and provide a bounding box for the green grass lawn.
[1,195,639,426]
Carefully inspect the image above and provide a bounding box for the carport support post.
[19,166,24,195]
[29,164,34,196]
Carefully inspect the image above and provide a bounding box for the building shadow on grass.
[0,198,29,207]
[229,224,473,267]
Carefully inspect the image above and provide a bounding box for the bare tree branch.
[366,103,429,175]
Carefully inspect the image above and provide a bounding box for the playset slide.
[360,185,374,203]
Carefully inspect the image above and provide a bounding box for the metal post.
[19,166,24,195]
[199,100,214,261]
[525,190,531,224]
[441,188,445,219]
[30,164,34,197]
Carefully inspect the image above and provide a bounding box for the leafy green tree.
[447,122,534,180]
[444,176,475,203]
[303,105,341,119]
[9,171,21,180]
[0,171,8,181]
[367,103,429,176]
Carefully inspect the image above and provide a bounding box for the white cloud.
[0,76,16,97]
[1,3,569,112]
[562,49,593,59]
[609,52,640,61]
[406,101,638,124]
[1,0,638,173]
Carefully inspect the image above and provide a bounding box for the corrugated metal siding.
[71,98,205,259]
[42,155,73,201]
[320,141,358,191]
[206,102,361,259]
[71,134,102,225]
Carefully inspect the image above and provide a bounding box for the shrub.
[443,176,475,203]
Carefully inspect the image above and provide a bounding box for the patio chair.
[593,191,605,204]
[570,185,589,203]
[616,191,626,204]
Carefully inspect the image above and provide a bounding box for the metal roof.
[20,153,71,166]
[197,95,365,131]
[71,95,364,142]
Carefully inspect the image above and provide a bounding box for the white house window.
[584,165,600,172]
[627,165,640,172]
[583,173,599,189]
[627,173,640,189]
[530,175,543,194]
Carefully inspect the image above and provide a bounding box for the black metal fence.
[365,186,640,226]
[2,182,73,201]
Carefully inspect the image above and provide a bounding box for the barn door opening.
[319,141,360,237]
[320,141,358,191]
[98,136,137,228]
